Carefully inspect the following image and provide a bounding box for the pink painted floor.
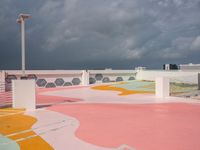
[48,103,200,150]
[40,86,200,150]
[1,85,200,150]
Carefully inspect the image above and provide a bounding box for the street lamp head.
[19,14,31,19]
[17,14,31,23]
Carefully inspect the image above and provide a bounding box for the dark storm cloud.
[0,0,200,69]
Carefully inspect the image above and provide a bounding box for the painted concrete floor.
[1,82,200,150]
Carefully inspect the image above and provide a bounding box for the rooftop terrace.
[0,70,200,150]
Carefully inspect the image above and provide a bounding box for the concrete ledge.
[156,77,169,98]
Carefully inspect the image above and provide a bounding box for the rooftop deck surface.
[0,82,200,150]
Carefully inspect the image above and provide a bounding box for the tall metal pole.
[21,18,25,76]
[17,14,30,78]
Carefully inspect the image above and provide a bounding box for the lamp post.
[17,14,31,78]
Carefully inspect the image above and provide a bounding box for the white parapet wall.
[156,77,169,98]
[136,70,199,84]
[89,70,136,84]
[2,70,137,88]
[12,80,36,110]
[4,70,83,88]
[3,69,199,88]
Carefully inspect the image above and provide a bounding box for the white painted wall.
[88,70,135,74]
[2,70,137,87]
[136,70,199,84]
[2,69,199,87]
[12,80,36,110]
[89,70,136,84]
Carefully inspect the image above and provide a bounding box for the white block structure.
[12,80,36,110]
[82,70,89,86]
[156,77,170,98]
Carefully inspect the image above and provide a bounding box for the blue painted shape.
[0,134,20,150]
[113,80,155,92]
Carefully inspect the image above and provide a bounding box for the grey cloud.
[0,0,200,70]
[191,36,200,51]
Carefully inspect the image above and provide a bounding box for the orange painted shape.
[92,85,153,95]
[0,109,53,150]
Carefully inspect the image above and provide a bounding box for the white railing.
[1,70,137,88]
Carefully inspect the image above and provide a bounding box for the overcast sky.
[0,0,200,70]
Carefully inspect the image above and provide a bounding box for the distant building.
[105,68,112,70]
[163,64,178,70]
[135,66,147,70]
[179,63,200,70]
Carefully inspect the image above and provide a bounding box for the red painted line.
[36,86,89,94]
[36,94,82,105]
[36,87,85,105]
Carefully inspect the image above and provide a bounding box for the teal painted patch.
[113,80,155,92]
[0,134,20,150]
